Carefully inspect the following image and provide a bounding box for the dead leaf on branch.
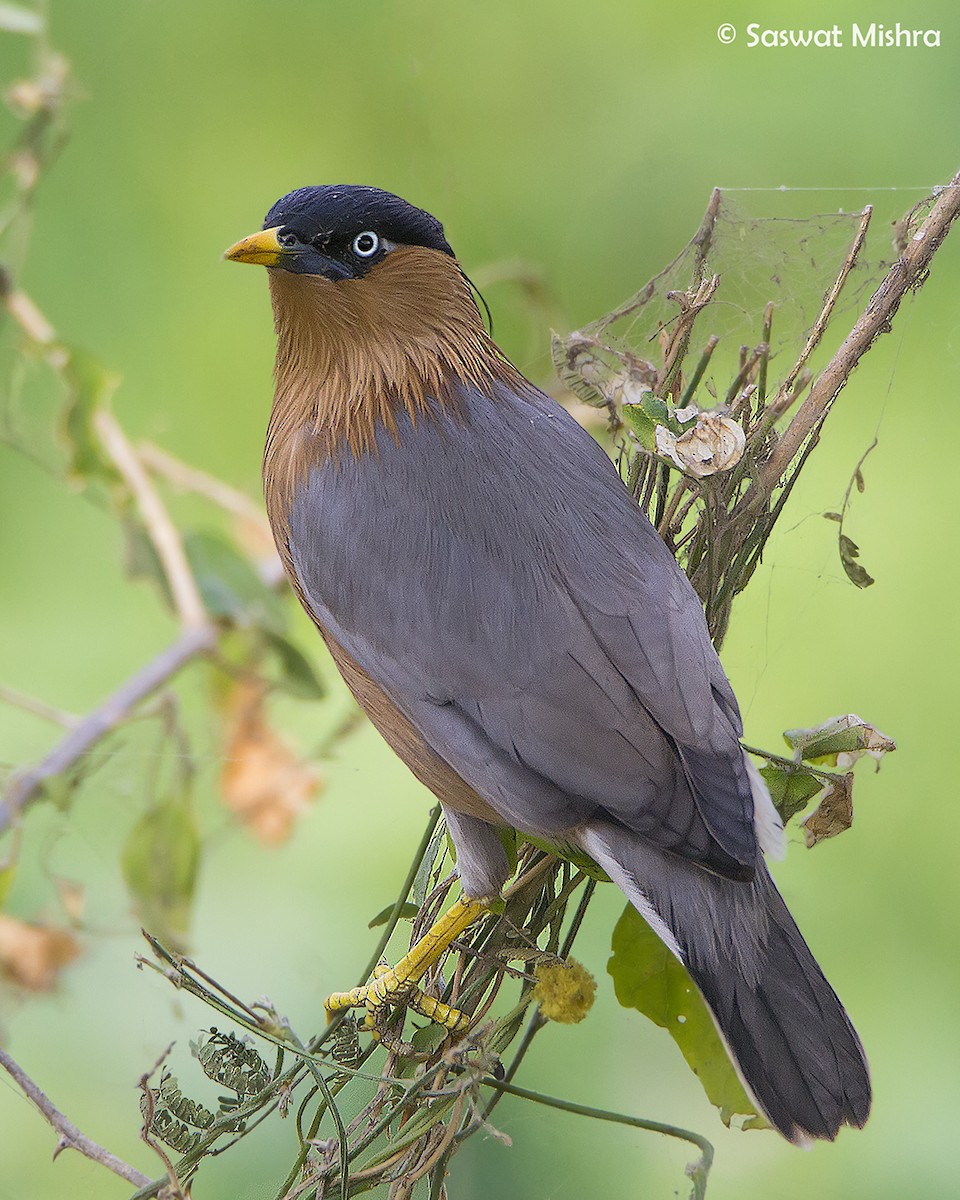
[221,678,322,845]
[800,773,855,848]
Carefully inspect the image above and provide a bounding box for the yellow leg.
[325,896,489,1036]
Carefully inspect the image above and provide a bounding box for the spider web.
[572,188,893,407]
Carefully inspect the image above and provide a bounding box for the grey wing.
[287,383,760,878]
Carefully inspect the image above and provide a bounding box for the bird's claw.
[325,961,471,1042]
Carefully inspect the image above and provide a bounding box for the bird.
[224,184,871,1145]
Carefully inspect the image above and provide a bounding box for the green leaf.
[185,531,286,632]
[263,631,325,699]
[608,904,764,1130]
[121,790,200,949]
[0,3,44,34]
[622,393,671,450]
[413,817,449,906]
[58,346,120,484]
[784,714,896,768]
[759,763,824,824]
[408,1022,449,1055]
[122,514,170,595]
[838,533,875,588]
[367,901,419,929]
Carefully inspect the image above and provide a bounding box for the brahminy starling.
[225,185,870,1144]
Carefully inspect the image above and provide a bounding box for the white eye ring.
[351,231,380,258]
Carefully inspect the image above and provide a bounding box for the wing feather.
[287,380,758,874]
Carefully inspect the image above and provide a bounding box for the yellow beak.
[223,226,284,266]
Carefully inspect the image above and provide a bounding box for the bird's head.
[225,186,519,458]
[224,184,455,281]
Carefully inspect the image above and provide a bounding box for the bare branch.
[0,1045,151,1187]
[1,280,210,632]
[757,171,960,492]
[0,625,217,834]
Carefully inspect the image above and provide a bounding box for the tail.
[577,822,871,1144]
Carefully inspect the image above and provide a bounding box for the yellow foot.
[324,896,489,1040]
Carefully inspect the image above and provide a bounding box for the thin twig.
[138,439,284,588]
[1,279,209,631]
[595,188,722,332]
[0,1046,151,1187]
[137,440,269,529]
[0,625,217,833]
[774,204,873,404]
[93,411,208,630]
[0,683,80,728]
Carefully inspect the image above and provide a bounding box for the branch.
[0,683,80,728]
[137,440,269,530]
[1,280,210,631]
[774,204,873,405]
[93,411,208,631]
[481,1079,713,1200]
[0,1045,151,1188]
[0,625,217,834]
[136,440,284,589]
[757,170,960,493]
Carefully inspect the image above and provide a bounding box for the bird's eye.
[351,231,380,258]
[277,228,300,248]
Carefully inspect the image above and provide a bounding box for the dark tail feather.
[578,823,871,1144]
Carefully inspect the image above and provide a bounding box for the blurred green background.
[1,0,958,1197]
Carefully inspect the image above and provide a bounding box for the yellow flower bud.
[532,959,597,1024]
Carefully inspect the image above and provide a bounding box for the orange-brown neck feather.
[262,245,522,571]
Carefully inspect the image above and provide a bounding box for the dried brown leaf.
[800,773,854,847]
[0,914,81,990]
[221,679,321,844]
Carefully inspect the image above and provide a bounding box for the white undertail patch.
[746,755,786,860]
[577,826,684,962]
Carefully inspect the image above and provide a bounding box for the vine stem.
[481,1079,713,1200]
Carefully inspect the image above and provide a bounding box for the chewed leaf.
[655,411,746,477]
[552,330,658,412]
[784,714,896,768]
[801,773,854,847]
[608,904,764,1130]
